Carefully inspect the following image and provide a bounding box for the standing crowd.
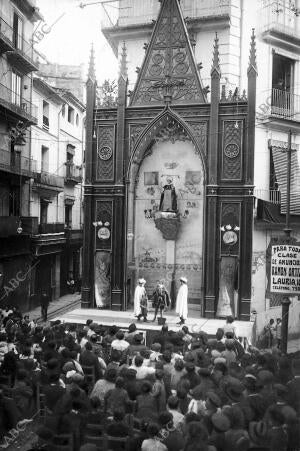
[0,308,299,451]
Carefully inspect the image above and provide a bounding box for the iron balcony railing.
[254,189,281,205]
[0,148,37,176]
[101,0,230,28]
[65,163,82,183]
[35,171,65,189]
[270,88,300,121]
[0,82,38,122]
[0,16,38,68]
[259,0,300,39]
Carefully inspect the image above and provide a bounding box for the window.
[65,204,72,228]
[41,146,49,172]
[43,100,49,130]
[9,186,20,216]
[62,104,66,117]
[271,53,294,116]
[11,71,21,106]
[40,201,48,224]
[66,150,74,177]
[13,12,23,50]
[68,106,74,124]
[76,113,79,126]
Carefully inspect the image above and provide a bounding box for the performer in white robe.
[134,278,148,321]
[176,277,188,325]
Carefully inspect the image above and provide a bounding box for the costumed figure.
[152,282,170,322]
[176,277,188,325]
[134,278,148,322]
[159,178,177,212]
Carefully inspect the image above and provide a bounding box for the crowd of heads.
[0,309,299,451]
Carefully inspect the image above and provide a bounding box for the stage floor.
[52,308,254,343]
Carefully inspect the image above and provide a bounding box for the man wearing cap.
[176,277,188,325]
[134,278,148,322]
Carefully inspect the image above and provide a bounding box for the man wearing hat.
[134,278,148,322]
[176,277,188,325]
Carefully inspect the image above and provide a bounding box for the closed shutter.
[269,139,300,215]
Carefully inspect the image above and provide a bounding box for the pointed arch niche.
[126,110,207,309]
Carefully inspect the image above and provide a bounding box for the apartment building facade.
[98,0,300,335]
[30,77,84,306]
[0,0,41,309]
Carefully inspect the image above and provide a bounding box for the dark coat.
[79,349,102,380]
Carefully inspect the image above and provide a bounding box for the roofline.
[33,77,65,104]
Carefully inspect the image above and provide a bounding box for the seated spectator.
[158,410,185,451]
[167,395,184,430]
[111,330,130,352]
[141,423,167,451]
[90,367,117,403]
[129,355,155,380]
[106,407,129,436]
[104,376,130,415]
[170,358,185,391]
[80,341,102,380]
[127,333,147,358]
[136,381,159,422]
[124,323,138,345]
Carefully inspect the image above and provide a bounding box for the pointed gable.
[130,0,207,106]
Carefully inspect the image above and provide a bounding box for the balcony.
[6,32,39,73]
[38,223,65,234]
[258,89,300,127]
[0,17,14,53]
[0,148,37,178]
[258,1,300,51]
[254,189,281,205]
[33,171,64,194]
[0,82,38,123]
[65,227,83,245]
[20,216,38,235]
[64,163,82,185]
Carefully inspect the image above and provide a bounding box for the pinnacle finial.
[88,43,96,81]
[211,32,221,77]
[119,41,128,79]
[248,29,257,74]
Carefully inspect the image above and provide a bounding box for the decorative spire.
[119,41,128,79]
[211,32,220,76]
[88,43,96,81]
[248,29,257,75]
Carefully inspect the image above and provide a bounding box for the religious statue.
[159,178,177,212]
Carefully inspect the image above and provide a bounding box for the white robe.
[176,284,188,319]
[134,285,146,316]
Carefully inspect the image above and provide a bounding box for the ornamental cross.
[153,74,185,103]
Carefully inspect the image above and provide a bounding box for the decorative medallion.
[98,145,112,160]
[224,143,240,159]
[223,230,238,245]
[98,227,110,240]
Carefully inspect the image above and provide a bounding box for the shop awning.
[269,139,300,215]
[256,198,300,228]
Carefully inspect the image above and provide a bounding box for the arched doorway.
[126,113,206,313]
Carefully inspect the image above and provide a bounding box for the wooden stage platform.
[52,308,254,344]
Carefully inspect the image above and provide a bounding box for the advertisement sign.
[271,244,300,294]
